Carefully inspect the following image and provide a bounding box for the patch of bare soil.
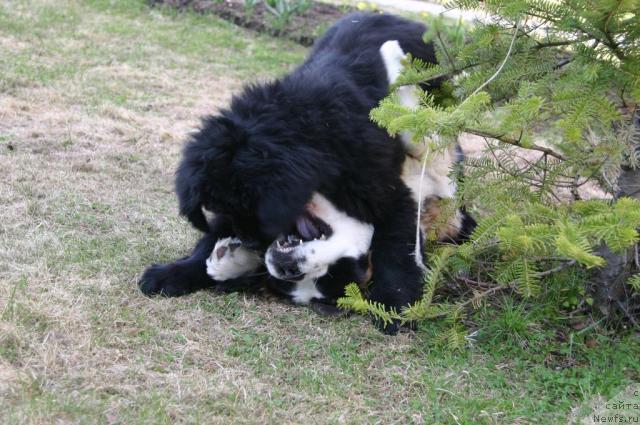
[151,0,351,46]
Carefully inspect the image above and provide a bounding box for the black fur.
[141,13,454,334]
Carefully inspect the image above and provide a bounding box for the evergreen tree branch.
[533,38,591,50]
[464,127,568,160]
[554,57,573,70]
[538,259,578,277]
[436,28,457,71]
[465,20,521,101]
[405,31,582,88]
[454,259,578,308]
[372,0,640,334]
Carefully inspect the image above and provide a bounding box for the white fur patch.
[380,40,405,84]
[380,40,425,158]
[380,39,458,203]
[265,193,374,281]
[290,277,324,304]
[206,237,262,281]
[381,39,463,265]
[402,146,457,202]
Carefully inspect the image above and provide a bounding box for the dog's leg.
[206,237,262,281]
[138,233,220,296]
[368,189,424,334]
[139,217,264,297]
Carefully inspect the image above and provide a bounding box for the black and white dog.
[139,13,475,333]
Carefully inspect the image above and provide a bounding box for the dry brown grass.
[0,1,321,422]
[0,1,442,423]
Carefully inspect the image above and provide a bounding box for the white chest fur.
[290,278,324,304]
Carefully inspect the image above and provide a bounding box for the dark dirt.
[151,0,353,46]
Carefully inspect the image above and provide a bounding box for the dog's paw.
[371,317,416,335]
[310,301,350,317]
[372,317,400,335]
[206,237,261,281]
[139,264,192,297]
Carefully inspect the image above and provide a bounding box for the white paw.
[206,237,261,281]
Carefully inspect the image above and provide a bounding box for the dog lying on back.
[139,12,475,333]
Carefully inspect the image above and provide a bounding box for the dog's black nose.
[274,263,303,281]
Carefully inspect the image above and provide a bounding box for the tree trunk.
[590,109,640,326]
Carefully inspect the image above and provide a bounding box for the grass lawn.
[0,1,638,423]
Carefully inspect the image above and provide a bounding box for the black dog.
[139,13,475,333]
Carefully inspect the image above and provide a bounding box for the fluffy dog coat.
[139,13,475,333]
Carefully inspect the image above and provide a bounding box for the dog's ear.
[175,158,209,233]
[175,116,238,233]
